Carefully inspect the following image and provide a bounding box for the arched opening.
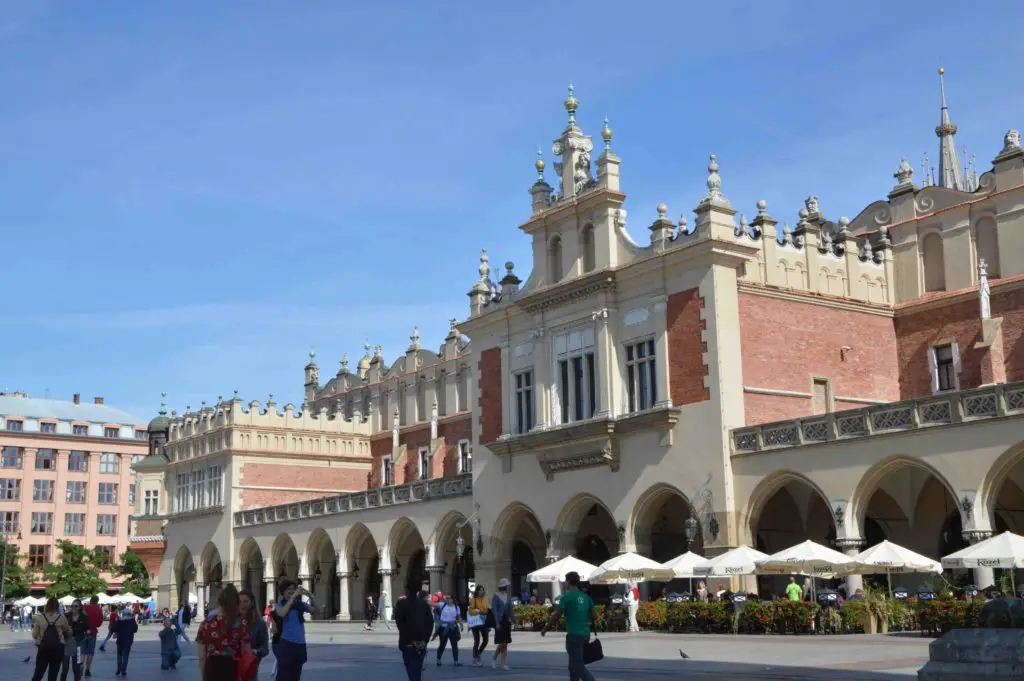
[922,232,946,292]
[555,496,618,603]
[975,217,1000,278]
[748,475,835,599]
[270,534,300,602]
[548,235,563,283]
[631,485,702,597]
[388,518,427,610]
[580,224,596,273]
[238,539,267,610]
[172,546,196,612]
[200,543,223,616]
[491,503,545,602]
[306,529,338,620]
[983,446,1024,590]
[344,523,379,620]
[431,511,475,604]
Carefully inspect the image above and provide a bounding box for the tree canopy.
[115,549,151,599]
[43,540,108,598]
[0,536,30,599]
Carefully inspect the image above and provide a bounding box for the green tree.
[0,536,30,600]
[43,540,108,598]
[115,549,151,599]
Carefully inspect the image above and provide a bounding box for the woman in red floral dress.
[196,585,250,681]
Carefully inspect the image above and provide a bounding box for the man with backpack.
[176,602,192,644]
[31,597,73,681]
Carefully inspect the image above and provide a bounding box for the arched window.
[975,217,1000,278]
[581,224,596,273]
[548,235,563,283]
[922,232,946,292]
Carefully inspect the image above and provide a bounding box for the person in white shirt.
[435,595,462,667]
[626,584,640,632]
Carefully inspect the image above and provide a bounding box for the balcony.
[731,381,1024,455]
[233,472,473,528]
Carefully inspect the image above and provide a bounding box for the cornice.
[894,273,1024,317]
[519,188,626,233]
[737,281,894,318]
[515,270,616,315]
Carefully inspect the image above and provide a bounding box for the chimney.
[94,396,104,405]
[73,393,80,405]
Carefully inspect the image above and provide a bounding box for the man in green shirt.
[785,577,803,602]
[541,571,597,681]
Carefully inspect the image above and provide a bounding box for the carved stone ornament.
[623,307,650,327]
[537,438,620,481]
[1003,129,1021,152]
[894,157,914,184]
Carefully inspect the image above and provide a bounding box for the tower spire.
[935,68,964,191]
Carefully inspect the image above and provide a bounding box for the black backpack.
[181,606,192,626]
[40,616,63,654]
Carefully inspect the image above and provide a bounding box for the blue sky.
[1,1,1021,422]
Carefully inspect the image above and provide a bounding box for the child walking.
[158,619,181,670]
[111,609,138,677]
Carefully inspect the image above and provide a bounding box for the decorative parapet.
[233,472,473,528]
[731,381,1024,455]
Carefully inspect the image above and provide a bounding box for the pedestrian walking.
[625,584,640,632]
[81,596,103,677]
[31,597,73,681]
[271,579,314,681]
[394,586,433,681]
[467,584,490,666]
[364,595,377,631]
[240,589,270,677]
[60,599,89,681]
[490,578,516,670]
[435,594,462,667]
[542,571,599,681]
[111,607,138,677]
[196,585,249,681]
[97,608,117,652]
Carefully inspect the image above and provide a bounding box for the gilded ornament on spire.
[601,115,612,151]
[535,147,545,180]
[564,83,578,126]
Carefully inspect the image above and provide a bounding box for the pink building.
[0,391,147,591]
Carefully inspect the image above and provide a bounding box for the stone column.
[337,572,351,621]
[264,577,276,604]
[964,531,996,589]
[547,555,563,602]
[379,570,394,608]
[834,538,865,595]
[196,582,206,617]
[427,565,445,596]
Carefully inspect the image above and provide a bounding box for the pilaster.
[498,340,511,438]
[531,324,549,429]
[962,530,995,589]
[592,307,614,418]
[650,295,671,408]
[834,537,865,594]
[337,572,351,621]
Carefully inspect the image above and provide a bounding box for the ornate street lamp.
[684,517,699,550]
[455,536,465,559]
[314,565,322,583]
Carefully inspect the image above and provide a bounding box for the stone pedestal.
[918,629,1024,680]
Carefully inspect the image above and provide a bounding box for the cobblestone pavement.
[0,622,930,680]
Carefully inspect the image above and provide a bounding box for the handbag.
[466,614,484,628]
[583,636,604,665]
[484,610,496,629]
[234,649,259,681]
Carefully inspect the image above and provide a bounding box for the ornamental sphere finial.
[564,83,578,112]
[535,148,545,172]
[938,67,944,75]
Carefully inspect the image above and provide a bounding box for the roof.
[0,395,144,426]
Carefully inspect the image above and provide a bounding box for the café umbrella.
[661,551,710,578]
[941,531,1024,593]
[755,540,853,578]
[844,540,941,597]
[693,545,769,577]
[527,556,600,583]
[590,552,676,584]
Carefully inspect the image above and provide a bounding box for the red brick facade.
[366,415,472,488]
[894,277,1024,399]
[438,417,472,477]
[738,290,900,425]
[238,461,368,509]
[479,347,502,444]
[666,288,710,406]
[130,539,167,580]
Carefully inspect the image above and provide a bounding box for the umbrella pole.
[1012,569,1016,597]
[887,570,892,600]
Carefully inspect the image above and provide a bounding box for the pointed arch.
[978,440,1024,529]
[630,483,699,562]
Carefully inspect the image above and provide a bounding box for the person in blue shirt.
[158,618,181,670]
[111,608,138,677]
[273,579,316,681]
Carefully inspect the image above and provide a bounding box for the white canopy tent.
[755,540,853,578]
[661,552,710,578]
[527,556,600,583]
[693,545,770,578]
[844,540,942,597]
[942,531,1024,593]
[590,552,676,584]
[113,593,145,604]
[94,593,114,605]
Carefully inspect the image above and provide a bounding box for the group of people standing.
[27,595,138,681]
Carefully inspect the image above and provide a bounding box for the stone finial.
[373,344,383,360]
[159,392,167,416]
[1003,129,1021,151]
[836,216,850,237]
[657,202,667,219]
[979,258,991,320]
[534,147,545,181]
[233,389,239,400]
[171,409,177,417]
[564,83,578,126]
[409,326,421,352]
[705,155,722,197]
[736,214,748,237]
[781,222,793,246]
[479,249,490,282]
[756,199,767,216]
[677,214,688,235]
[340,354,349,373]
[267,393,275,406]
[308,348,316,363]
[601,115,612,151]
[894,157,914,184]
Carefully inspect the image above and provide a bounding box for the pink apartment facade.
[0,392,147,591]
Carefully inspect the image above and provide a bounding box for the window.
[1,446,22,469]
[96,514,117,536]
[72,424,88,436]
[40,422,56,434]
[922,232,946,292]
[625,339,658,413]
[66,481,87,504]
[6,420,23,431]
[457,440,472,474]
[174,473,188,513]
[98,483,118,505]
[68,451,88,472]
[95,545,116,567]
[64,513,85,536]
[128,483,137,506]
[812,378,832,414]
[930,343,960,393]
[418,447,432,481]
[144,489,160,516]
[32,480,53,502]
[0,478,21,500]
[207,466,223,507]
[30,511,53,534]
[581,224,596,273]
[548,235,563,282]
[99,453,120,474]
[134,430,147,440]
[28,544,50,569]
[514,370,535,434]
[555,329,597,424]
[104,427,120,439]
[35,448,56,470]
[1,511,18,534]
[381,455,394,487]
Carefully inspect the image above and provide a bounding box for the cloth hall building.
[143,76,1024,618]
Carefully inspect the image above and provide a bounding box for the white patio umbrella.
[941,531,1024,593]
[115,593,145,604]
[27,596,47,607]
[94,593,114,605]
[590,552,676,584]
[527,556,600,583]
[693,545,769,577]
[58,595,77,606]
[755,540,853,578]
[844,540,941,597]
[661,551,710,578]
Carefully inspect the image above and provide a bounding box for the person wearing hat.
[110,608,138,676]
[489,578,516,670]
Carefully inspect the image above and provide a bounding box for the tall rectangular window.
[95,545,116,567]
[72,425,88,436]
[514,370,535,434]
[144,489,160,516]
[40,422,56,434]
[66,481,87,504]
[0,478,21,500]
[935,344,957,392]
[99,453,120,474]
[554,328,598,424]
[381,455,394,487]
[625,339,657,413]
[812,378,832,414]
[97,482,118,505]
[28,544,49,569]
[458,440,472,474]
[207,465,223,507]
[64,513,85,536]
[32,480,54,502]
[68,451,88,472]
[128,483,137,506]
[1,511,18,534]
[96,514,117,536]
[1,447,23,469]
[30,511,53,534]
[418,447,431,481]
[35,449,56,470]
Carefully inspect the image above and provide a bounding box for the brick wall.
[479,347,502,444]
[666,288,710,406]
[438,417,472,477]
[366,415,472,487]
[738,291,900,425]
[894,278,1024,398]
[238,461,367,509]
[130,540,166,580]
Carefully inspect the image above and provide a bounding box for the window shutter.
[950,342,962,389]
[927,348,939,393]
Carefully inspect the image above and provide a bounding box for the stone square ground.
[0,622,930,680]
